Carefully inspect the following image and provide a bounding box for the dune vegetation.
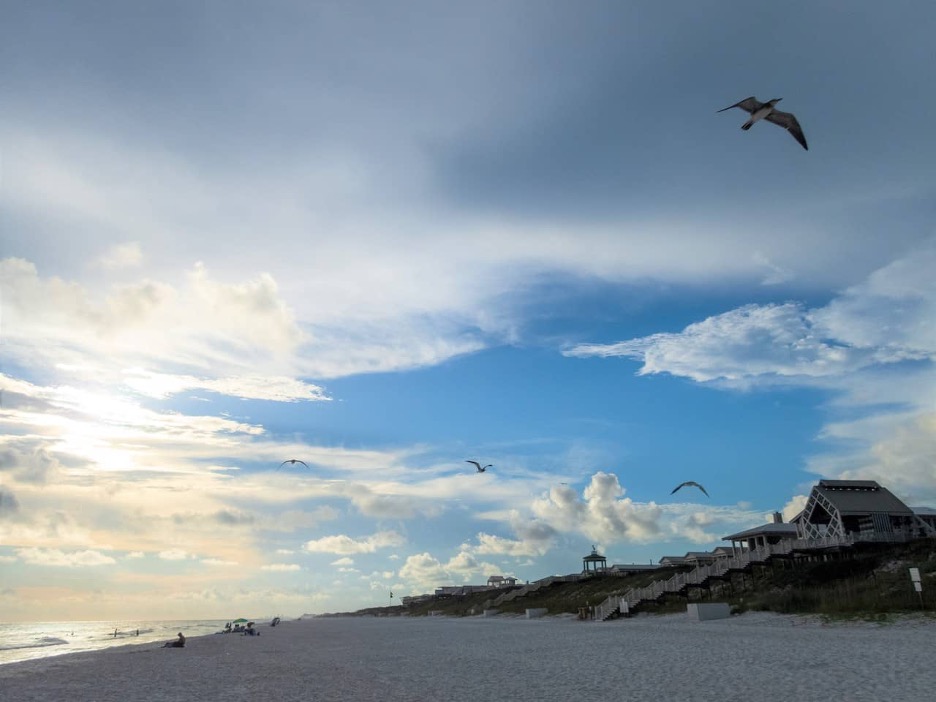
[333,540,936,620]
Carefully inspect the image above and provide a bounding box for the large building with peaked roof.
[793,479,936,541]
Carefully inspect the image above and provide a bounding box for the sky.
[1,1,935,622]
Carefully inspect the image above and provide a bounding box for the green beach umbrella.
[232,618,249,623]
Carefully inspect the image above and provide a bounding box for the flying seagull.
[466,460,492,473]
[279,459,309,469]
[718,97,808,150]
[671,481,709,497]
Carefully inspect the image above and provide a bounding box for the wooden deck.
[592,533,893,621]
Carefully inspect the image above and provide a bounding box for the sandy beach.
[2,612,934,702]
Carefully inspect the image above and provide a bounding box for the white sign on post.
[909,568,925,608]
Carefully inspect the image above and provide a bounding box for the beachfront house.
[792,479,936,541]
[608,563,659,575]
[657,550,722,567]
[723,511,799,552]
[711,546,738,559]
[683,551,719,566]
[487,575,518,588]
[434,585,494,597]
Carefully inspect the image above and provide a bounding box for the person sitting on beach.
[163,632,186,648]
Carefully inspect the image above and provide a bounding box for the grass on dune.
[329,539,936,620]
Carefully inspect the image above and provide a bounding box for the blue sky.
[1,1,935,621]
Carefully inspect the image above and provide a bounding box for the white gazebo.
[582,546,607,574]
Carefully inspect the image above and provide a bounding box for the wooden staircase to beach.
[593,535,859,621]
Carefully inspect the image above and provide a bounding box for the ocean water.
[0,618,234,666]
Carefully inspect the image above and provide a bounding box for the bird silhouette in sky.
[718,96,808,150]
[671,481,709,497]
[279,459,310,469]
[466,460,492,473]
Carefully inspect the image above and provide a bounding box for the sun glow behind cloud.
[1,359,771,616]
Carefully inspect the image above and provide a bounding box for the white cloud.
[810,412,936,504]
[566,302,864,383]
[531,473,664,544]
[158,549,192,561]
[566,245,936,386]
[303,530,406,555]
[0,373,272,483]
[673,511,720,543]
[471,511,557,557]
[811,244,936,356]
[343,483,444,519]
[0,258,325,401]
[5,105,911,390]
[16,547,116,567]
[122,368,329,403]
[472,532,549,557]
[782,494,809,522]
[397,549,501,591]
[396,554,444,586]
[330,557,354,566]
[96,242,143,269]
[261,563,301,572]
[565,244,936,502]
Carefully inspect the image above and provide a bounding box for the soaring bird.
[718,97,808,150]
[466,460,492,473]
[279,459,309,469]
[671,481,709,497]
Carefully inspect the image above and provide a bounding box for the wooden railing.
[594,533,860,621]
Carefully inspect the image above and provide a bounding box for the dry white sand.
[3,612,934,702]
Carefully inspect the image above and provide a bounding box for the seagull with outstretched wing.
[466,460,492,473]
[279,459,310,469]
[718,96,808,150]
[671,481,709,497]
